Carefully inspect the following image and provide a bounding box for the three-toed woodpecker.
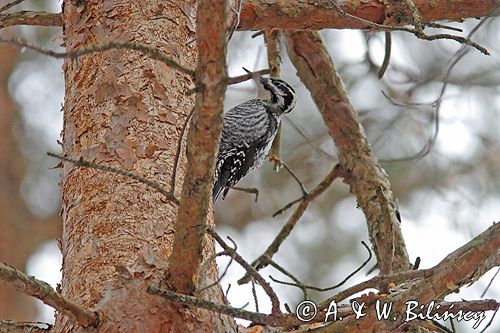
[213,71,296,201]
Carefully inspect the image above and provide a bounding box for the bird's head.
[243,68,297,114]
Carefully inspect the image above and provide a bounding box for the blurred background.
[0,1,498,331]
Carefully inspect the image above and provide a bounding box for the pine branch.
[0,262,98,328]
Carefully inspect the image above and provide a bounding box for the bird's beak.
[242,67,260,86]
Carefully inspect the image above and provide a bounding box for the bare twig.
[171,106,195,198]
[148,282,498,329]
[186,68,271,95]
[481,266,499,298]
[377,32,391,79]
[281,162,307,195]
[227,0,243,42]
[412,256,421,270]
[0,11,61,28]
[270,241,372,293]
[426,23,463,32]
[230,186,259,201]
[327,1,489,55]
[227,68,270,85]
[0,262,98,328]
[0,0,26,13]
[479,306,498,333]
[272,197,301,217]
[147,283,271,324]
[403,0,424,32]
[285,117,336,160]
[381,16,493,163]
[47,153,178,204]
[239,164,343,284]
[0,38,194,75]
[318,269,432,309]
[208,229,281,315]
[197,241,237,292]
[251,279,259,312]
[266,258,308,299]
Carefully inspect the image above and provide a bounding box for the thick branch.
[0,262,98,328]
[4,1,499,31]
[238,0,499,30]
[0,11,61,28]
[315,223,500,333]
[286,31,411,273]
[382,222,500,331]
[168,0,228,294]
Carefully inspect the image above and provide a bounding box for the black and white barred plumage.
[213,74,296,201]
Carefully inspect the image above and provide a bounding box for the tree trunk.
[56,0,236,331]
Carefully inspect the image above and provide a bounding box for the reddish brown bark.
[168,0,229,295]
[57,0,234,332]
[286,31,411,273]
[3,0,498,31]
[238,0,499,30]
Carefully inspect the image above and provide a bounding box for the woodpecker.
[213,69,296,201]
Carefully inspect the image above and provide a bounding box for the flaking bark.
[286,31,411,273]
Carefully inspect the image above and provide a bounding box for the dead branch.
[208,229,281,315]
[227,68,270,85]
[328,0,489,54]
[0,320,50,333]
[187,68,271,95]
[197,241,237,293]
[314,223,500,333]
[377,32,391,79]
[0,11,61,28]
[147,280,353,327]
[0,38,194,75]
[238,164,343,284]
[382,16,491,164]
[383,222,500,330]
[285,30,411,274]
[0,262,98,328]
[318,269,432,309]
[270,241,372,293]
[264,30,283,169]
[0,0,26,13]
[171,106,195,198]
[230,186,259,201]
[167,0,229,294]
[147,283,270,324]
[47,153,178,204]
[153,222,499,329]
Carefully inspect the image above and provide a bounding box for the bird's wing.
[213,100,275,201]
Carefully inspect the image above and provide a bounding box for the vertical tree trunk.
[57,1,235,331]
